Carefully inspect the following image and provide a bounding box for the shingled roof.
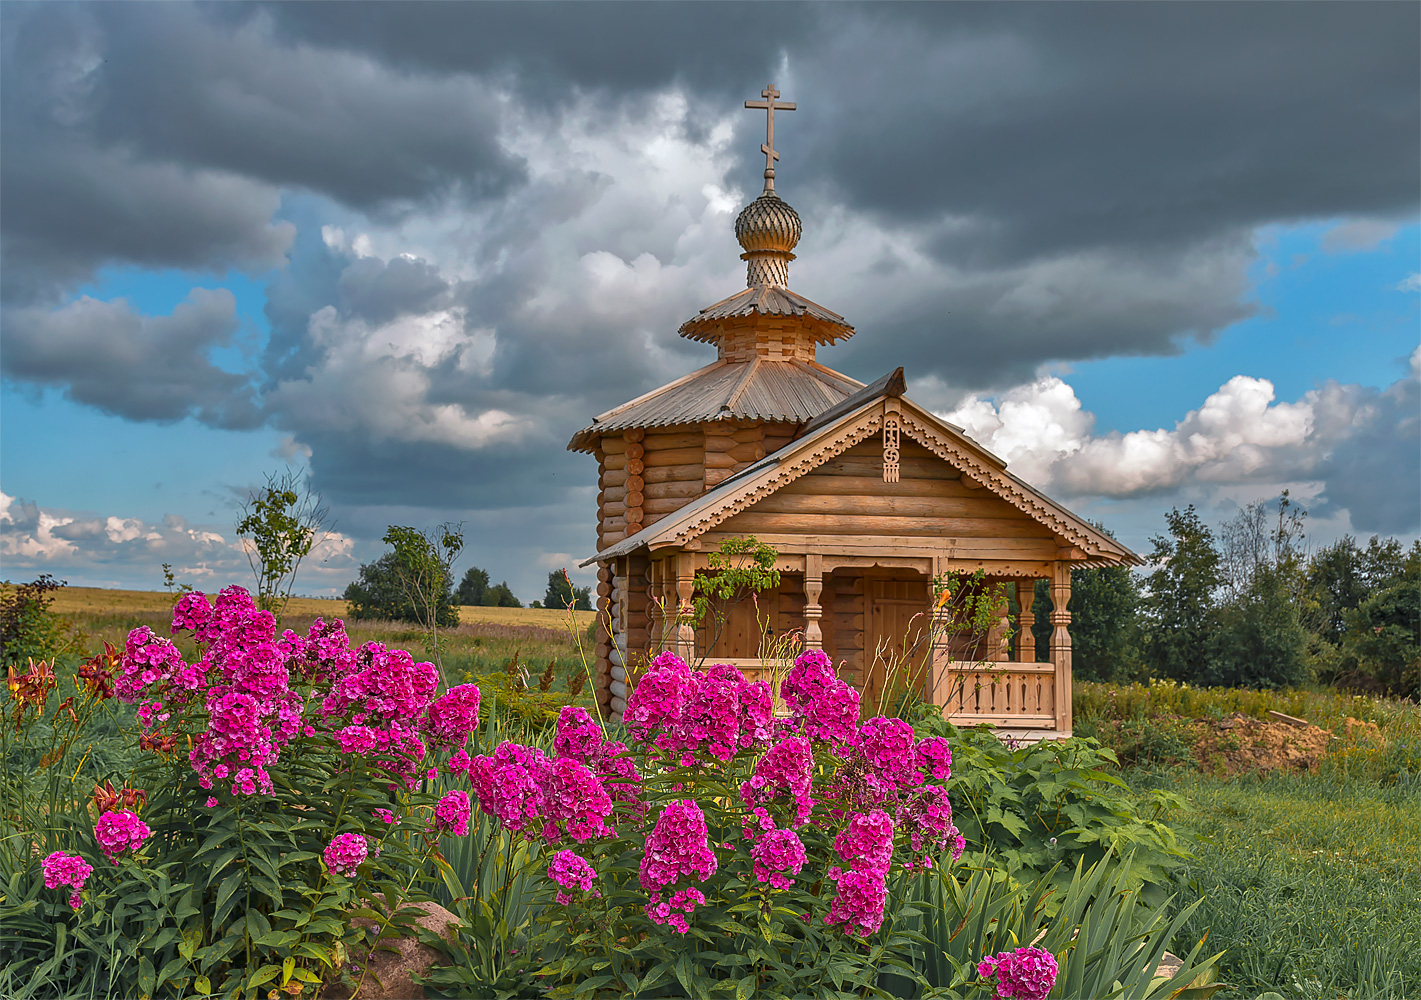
[678,285,855,345]
[567,358,862,452]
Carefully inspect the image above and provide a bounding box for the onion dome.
[735,192,802,288]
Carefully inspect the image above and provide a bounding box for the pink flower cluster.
[548,849,600,905]
[740,735,815,829]
[898,784,964,866]
[623,654,773,760]
[977,946,1060,1000]
[825,809,894,937]
[552,706,643,815]
[825,869,888,938]
[466,739,615,844]
[750,828,807,890]
[422,684,481,746]
[94,810,152,864]
[640,799,718,933]
[780,650,860,745]
[434,790,471,836]
[42,851,93,910]
[324,832,368,877]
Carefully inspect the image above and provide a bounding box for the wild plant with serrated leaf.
[7,585,486,999]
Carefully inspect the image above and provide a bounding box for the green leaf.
[247,964,282,989]
[194,975,211,995]
[736,974,756,1000]
[281,956,296,987]
[211,871,244,928]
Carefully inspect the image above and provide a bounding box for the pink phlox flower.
[896,784,960,865]
[781,651,860,745]
[623,651,693,749]
[914,736,952,783]
[977,946,1059,1000]
[680,671,741,761]
[324,832,368,878]
[737,680,775,750]
[541,757,614,842]
[547,849,600,904]
[553,706,604,765]
[834,809,894,877]
[825,868,887,937]
[468,742,549,835]
[596,740,645,817]
[446,749,472,775]
[116,627,188,702]
[373,807,400,826]
[321,642,439,728]
[170,591,212,635]
[93,810,151,863]
[751,828,807,890]
[279,616,353,684]
[639,799,718,894]
[434,790,472,836]
[423,683,481,746]
[645,887,707,934]
[740,735,815,827]
[42,851,93,908]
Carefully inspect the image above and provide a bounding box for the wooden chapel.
[568,86,1139,740]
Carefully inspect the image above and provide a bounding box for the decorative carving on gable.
[897,412,1099,553]
[882,414,901,483]
[668,414,885,545]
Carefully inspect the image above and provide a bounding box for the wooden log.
[625,427,645,443]
[601,436,627,455]
[603,515,626,532]
[704,469,731,488]
[603,453,626,471]
[700,531,1059,558]
[643,497,691,515]
[611,664,627,682]
[625,474,645,493]
[625,490,645,508]
[602,501,626,517]
[596,581,612,597]
[644,464,704,484]
[626,443,645,460]
[610,695,628,714]
[644,479,702,500]
[601,531,626,546]
[643,447,705,467]
[704,435,739,453]
[602,486,627,504]
[705,452,738,469]
[644,431,705,450]
[626,458,644,476]
[601,468,628,488]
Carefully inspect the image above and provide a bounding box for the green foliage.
[235,469,328,622]
[484,580,524,608]
[1067,564,1143,683]
[0,575,82,668]
[1201,566,1311,690]
[456,566,490,606]
[543,570,592,612]
[1142,505,1223,683]
[893,852,1223,999]
[383,523,466,664]
[1340,579,1421,698]
[908,715,1193,893]
[345,552,459,628]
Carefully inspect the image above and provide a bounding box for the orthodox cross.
[745,84,795,194]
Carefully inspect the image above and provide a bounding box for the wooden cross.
[745,84,795,194]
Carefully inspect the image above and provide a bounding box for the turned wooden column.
[988,584,1011,662]
[1015,580,1036,662]
[674,553,697,662]
[802,553,824,650]
[1050,560,1073,734]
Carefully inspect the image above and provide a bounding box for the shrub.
[2,587,483,999]
[0,575,82,668]
[345,551,459,627]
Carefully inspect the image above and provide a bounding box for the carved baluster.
[803,553,824,651]
[1015,580,1036,662]
[1051,560,1073,733]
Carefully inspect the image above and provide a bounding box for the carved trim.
[898,412,1099,552]
[667,413,884,545]
[882,414,901,483]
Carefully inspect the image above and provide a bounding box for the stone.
[324,900,460,1000]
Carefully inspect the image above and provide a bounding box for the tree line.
[342,526,592,626]
[1042,494,1420,697]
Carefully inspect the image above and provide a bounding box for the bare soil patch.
[1187,712,1333,777]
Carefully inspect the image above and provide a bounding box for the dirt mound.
[1188,713,1332,777]
[1342,716,1386,745]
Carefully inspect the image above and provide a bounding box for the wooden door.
[863,578,930,716]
